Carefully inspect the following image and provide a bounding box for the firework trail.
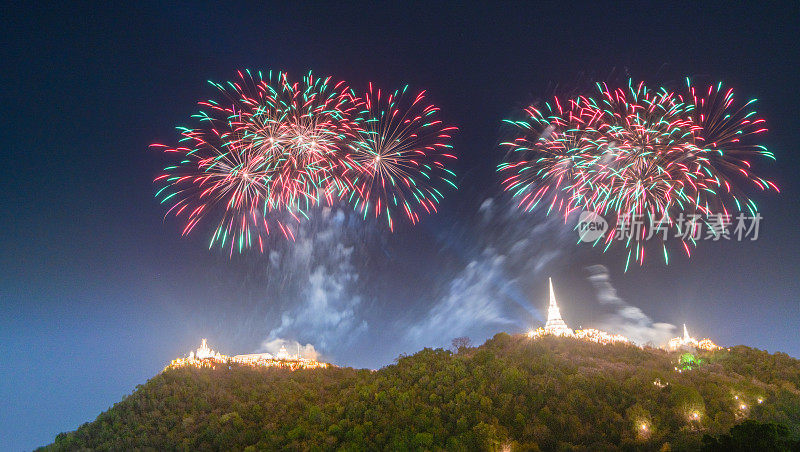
[681,79,778,213]
[347,83,457,230]
[498,94,603,217]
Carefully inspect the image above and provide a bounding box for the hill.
[41,333,800,450]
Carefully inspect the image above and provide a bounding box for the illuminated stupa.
[528,278,630,345]
[544,277,573,336]
[193,338,221,360]
[276,345,290,360]
[666,324,721,351]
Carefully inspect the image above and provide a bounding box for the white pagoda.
[543,277,573,336]
[527,278,629,345]
[666,324,721,351]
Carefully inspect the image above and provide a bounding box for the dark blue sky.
[2,2,799,450]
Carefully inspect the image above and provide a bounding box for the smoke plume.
[259,337,319,361]
[260,208,368,357]
[403,197,571,348]
[585,264,675,345]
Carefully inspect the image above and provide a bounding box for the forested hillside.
[42,333,800,450]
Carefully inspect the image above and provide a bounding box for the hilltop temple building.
[528,278,630,345]
[666,324,721,351]
[166,339,330,371]
[528,278,721,350]
[190,338,223,361]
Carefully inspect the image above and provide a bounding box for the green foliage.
[40,335,800,451]
[679,352,705,370]
[702,420,800,451]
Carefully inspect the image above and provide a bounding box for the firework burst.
[154,70,457,253]
[583,81,702,266]
[153,70,358,255]
[269,72,361,209]
[347,83,457,230]
[499,79,777,267]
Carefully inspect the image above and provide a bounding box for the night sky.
[2,2,799,450]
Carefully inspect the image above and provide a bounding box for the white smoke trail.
[260,208,368,356]
[585,264,675,345]
[403,197,571,348]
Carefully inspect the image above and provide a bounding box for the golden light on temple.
[526,279,632,346]
[527,279,723,352]
[165,339,331,372]
[667,324,721,351]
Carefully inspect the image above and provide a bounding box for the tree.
[702,420,800,451]
[451,337,472,352]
